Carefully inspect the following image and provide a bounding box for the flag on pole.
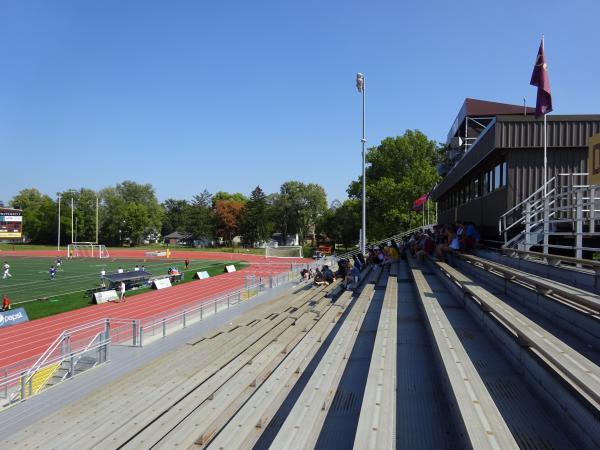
[412,193,429,211]
[530,37,553,118]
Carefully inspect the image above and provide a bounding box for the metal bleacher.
[1,246,600,449]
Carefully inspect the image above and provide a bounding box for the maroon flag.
[530,37,553,118]
[412,193,429,211]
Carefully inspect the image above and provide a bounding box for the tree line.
[8,130,440,247]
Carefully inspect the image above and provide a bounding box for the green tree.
[99,181,162,245]
[348,130,440,240]
[317,199,361,248]
[11,189,57,244]
[272,181,327,245]
[187,190,213,240]
[241,186,272,245]
[162,199,190,236]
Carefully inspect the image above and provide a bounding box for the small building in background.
[163,231,193,245]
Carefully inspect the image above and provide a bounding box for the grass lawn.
[0,255,246,321]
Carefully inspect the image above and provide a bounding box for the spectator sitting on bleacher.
[352,254,362,271]
[435,226,459,262]
[2,294,11,311]
[356,252,366,267]
[336,258,349,279]
[314,268,326,286]
[416,232,435,262]
[463,222,480,252]
[343,261,355,290]
[322,265,334,285]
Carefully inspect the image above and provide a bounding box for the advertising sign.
[0,208,23,239]
[93,290,119,304]
[225,265,236,273]
[0,307,30,328]
[152,278,172,290]
[194,271,210,280]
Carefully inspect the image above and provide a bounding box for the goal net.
[67,242,110,259]
[265,245,303,258]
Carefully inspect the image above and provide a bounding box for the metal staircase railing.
[499,173,600,258]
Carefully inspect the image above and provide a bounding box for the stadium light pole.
[356,72,366,255]
[57,193,61,251]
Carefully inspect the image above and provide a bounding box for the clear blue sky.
[1,0,598,205]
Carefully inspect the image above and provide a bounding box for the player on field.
[56,256,62,269]
[49,265,56,281]
[100,269,106,287]
[2,262,11,279]
[185,258,190,270]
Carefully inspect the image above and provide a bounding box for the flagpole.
[544,113,547,196]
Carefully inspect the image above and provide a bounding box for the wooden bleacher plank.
[437,261,600,408]
[410,261,519,450]
[269,281,375,449]
[205,290,357,450]
[6,284,333,450]
[353,275,397,450]
[151,297,335,448]
[461,254,600,314]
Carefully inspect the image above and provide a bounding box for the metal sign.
[0,307,29,328]
[588,134,600,186]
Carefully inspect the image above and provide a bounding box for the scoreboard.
[0,208,22,239]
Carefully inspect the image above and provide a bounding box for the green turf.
[0,255,247,321]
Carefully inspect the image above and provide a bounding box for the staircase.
[499,173,600,258]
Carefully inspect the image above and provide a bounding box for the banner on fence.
[225,265,236,273]
[0,307,29,328]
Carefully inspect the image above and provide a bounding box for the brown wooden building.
[431,99,600,239]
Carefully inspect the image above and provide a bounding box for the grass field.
[0,256,246,320]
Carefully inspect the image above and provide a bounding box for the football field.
[0,256,244,319]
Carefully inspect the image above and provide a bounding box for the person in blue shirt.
[49,265,56,281]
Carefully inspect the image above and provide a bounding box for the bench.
[270,276,376,449]
[435,261,600,410]
[409,258,518,450]
[459,253,600,314]
[354,274,397,450]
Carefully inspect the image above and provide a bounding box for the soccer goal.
[265,245,303,258]
[67,242,110,259]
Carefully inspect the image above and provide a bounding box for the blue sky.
[1,0,598,205]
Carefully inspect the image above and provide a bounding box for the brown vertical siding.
[506,147,587,210]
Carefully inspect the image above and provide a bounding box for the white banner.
[152,278,172,290]
[94,290,118,304]
[225,265,236,273]
[1,216,22,222]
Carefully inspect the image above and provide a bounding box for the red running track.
[0,249,312,371]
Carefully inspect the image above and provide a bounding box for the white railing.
[499,173,600,258]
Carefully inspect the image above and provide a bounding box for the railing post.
[215,300,217,314]
[139,327,144,347]
[20,372,26,401]
[162,318,166,337]
[543,197,549,254]
[132,320,138,347]
[524,201,532,251]
[591,187,596,234]
[200,304,203,321]
[183,311,187,328]
[576,190,583,260]
[69,353,75,377]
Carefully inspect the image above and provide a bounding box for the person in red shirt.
[2,295,11,311]
[184,258,190,270]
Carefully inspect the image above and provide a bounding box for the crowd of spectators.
[302,221,479,291]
